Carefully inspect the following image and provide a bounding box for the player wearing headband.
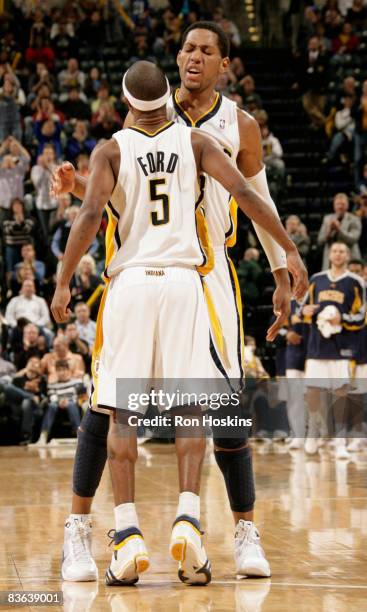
[53,60,305,586]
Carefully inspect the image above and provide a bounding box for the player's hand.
[286,247,309,301]
[286,330,302,345]
[50,162,76,196]
[302,304,319,317]
[266,281,291,342]
[51,285,72,323]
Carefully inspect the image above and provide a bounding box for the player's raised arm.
[51,142,118,323]
[192,130,308,301]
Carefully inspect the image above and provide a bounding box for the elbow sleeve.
[245,166,286,271]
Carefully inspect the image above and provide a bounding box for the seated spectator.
[0,73,26,107]
[60,87,91,121]
[41,336,85,384]
[5,279,51,329]
[91,83,116,115]
[285,215,310,258]
[65,120,96,164]
[12,322,47,370]
[33,359,82,446]
[323,95,355,164]
[76,153,90,177]
[346,0,367,29]
[33,96,64,128]
[91,102,122,140]
[7,356,47,445]
[58,58,86,96]
[28,62,56,97]
[294,36,329,130]
[237,75,263,109]
[261,124,285,176]
[25,33,55,71]
[85,67,102,99]
[74,302,96,349]
[11,262,39,296]
[50,20,78,60]
[31,143,58,238]
[33,116,62,158]
[0,78,22,142]
[236,248,263,305]
[0,137,31,222]
[71,254,101,306]
[324,8,343,40]
[63,322,90,367]
[331,22,360,57]
[317,192,362,268]
[3,199,35,277]
[49,193,72,231]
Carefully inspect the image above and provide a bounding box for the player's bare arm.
[191,130,308,300]
[51,140,119,323]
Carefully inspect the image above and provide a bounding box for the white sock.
[176,491,200,521]
[114,503,139,532]
[69,513,92,523]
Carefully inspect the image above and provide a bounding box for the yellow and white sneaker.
[169,515,211,585]
[235,521,271,578]
[105,527,150,586]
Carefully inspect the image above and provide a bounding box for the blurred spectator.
[91,83,116,115]
[33,116,62,158]
[51,206,80,262]
[0,78,23,141]
[346,0,367,28]
[76,153,90,177]
[0,346,16,381]
[0,137,31,221]
[324,8,343,40]
[8,356,47,444]
[0,73,26,106]
[294,36,329,129]
[31,143,58,238]
[28,62,56,98]
[74,302,96,349]
[91,102,122,140]
[58,58,86,95]
[35,359,82,446]
[85,67,102,99]
[261,124,285,176]
[49,193,72,231]
[285,215,310,258]
[3,199,34,276]
[79,10,106,52]
[5,280,51,329]
[65,120,96,163]
[357,162,367,195]
[14,243,46,286]
[12,323,47,371]
[50,20,77,60]
[237,75,263,109]
[25,33,55,71]
[41,336,85,384]
[236,248,263,304]
[331,22,360,64]
[323,94,356,164]
[64,322,90,368]
[317,192,362,268]
[71,254,101,305]
[60,87,90,121]
[212,6,241,48]
[352,80,367,187]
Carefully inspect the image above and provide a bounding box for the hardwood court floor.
[0,441,366,611]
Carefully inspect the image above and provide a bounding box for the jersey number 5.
[149,178,170,226]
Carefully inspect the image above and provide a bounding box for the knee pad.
[213,443,255,513]
[73,409,109,498]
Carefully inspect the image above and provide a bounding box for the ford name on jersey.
[137,151,179,176]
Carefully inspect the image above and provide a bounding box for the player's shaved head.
[124,61,167,101]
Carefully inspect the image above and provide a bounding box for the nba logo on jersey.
[220,119,226,129]
[93,358,100,376]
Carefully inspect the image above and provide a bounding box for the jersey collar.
[173,89,222,128]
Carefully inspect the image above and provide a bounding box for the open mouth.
[187,68,201,76]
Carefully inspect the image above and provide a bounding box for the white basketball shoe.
[169,515,211,585]
[105,527,150,586]
[235,520,271,578]
[61,517,98,582]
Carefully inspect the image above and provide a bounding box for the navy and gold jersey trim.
[225,250,244,381]
[104,200,121,279]
[173,89,222,127]
[128,121,174,137]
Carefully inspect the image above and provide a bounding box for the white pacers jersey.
[105,121,204,277]
[167,91,240,247]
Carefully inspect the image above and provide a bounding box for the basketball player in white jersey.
[51,23,308,583]
[52,61,304,586]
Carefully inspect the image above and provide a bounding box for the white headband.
[122,71,171,111]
